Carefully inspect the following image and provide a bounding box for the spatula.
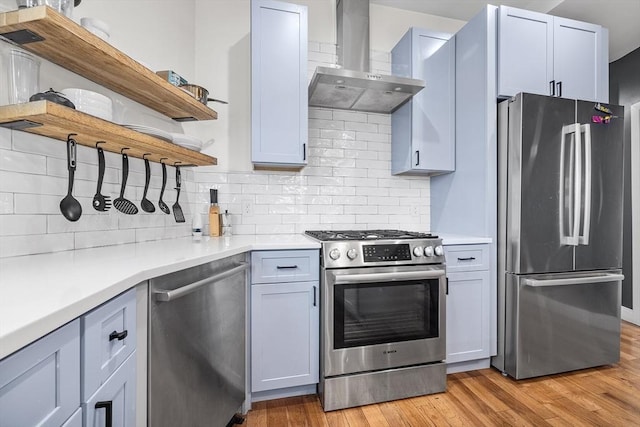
[92,142,111,212]
[113,149,138,215]
[173,166,185,223]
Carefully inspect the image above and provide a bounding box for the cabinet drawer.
[82,288,136,400]
[83,352,136,427]
[251,250,319,284]
[0,320,80,427]
[445,244,489,272]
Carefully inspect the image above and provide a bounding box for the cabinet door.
[251,0,308,167]
[498,6,554,98]
[391,28,452,175]
[82,288,136,400]
[251,281,319,392]
[419,36,455,174]
[553,17,606,102]
[446,271,490,364]
[84,352,136,427]
[0,320,80,427]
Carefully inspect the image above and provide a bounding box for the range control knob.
[413,246,424,257]
[347,248,358,260]
[424,246,434,257]
[329,248,341,260]
[434,245,444,257]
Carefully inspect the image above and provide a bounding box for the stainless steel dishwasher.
[148,253,248,427]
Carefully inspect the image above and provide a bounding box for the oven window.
[334,279,439,349]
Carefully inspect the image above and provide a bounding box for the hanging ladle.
[140,154,156,213]
[60,134,82,222]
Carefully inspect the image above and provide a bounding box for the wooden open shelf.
[0,6,217,122]
[0,101,217,166]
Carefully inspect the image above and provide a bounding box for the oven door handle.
[332,269,445,285]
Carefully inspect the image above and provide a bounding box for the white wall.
[0,0,463,256]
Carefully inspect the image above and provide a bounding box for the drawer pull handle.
[457,257,476,261]
[313,285,317,307]
[109,330,128,341]
[276,265,298,269]
[95,400,113,427]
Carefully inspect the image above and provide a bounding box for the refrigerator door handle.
[579,124,592,245]
[522,273,624,287]
[559,124,581,246]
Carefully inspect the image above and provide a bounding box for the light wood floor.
[245,321,640,426]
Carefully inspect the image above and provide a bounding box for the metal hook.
[67,133,77,143]
[143,153,152,160]
[120,147,130,154]
[95,141,106,148]
[159,157,168,164]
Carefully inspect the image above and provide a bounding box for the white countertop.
[439,234,493,245]
[0,234,320,360]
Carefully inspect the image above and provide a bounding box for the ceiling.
[371,0,640,61]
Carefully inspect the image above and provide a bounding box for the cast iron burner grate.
[305,229,437,241]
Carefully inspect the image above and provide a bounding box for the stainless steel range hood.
[308,0,424,114]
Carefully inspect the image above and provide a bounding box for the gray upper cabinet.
[498,5,608,102]
[251,0,308,168]
[391,28,455,176]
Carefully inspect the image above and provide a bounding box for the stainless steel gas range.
[305,230,447,411]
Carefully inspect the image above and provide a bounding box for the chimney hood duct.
[308,0,424,114]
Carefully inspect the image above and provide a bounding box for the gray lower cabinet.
[82,288,137,426]
[250,250,319,395]
[445,244,491,372]
[0,320,80,427]
[0,288,136,427]
[83,352,136,427]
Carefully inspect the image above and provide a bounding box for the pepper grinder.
[208,189,220,237]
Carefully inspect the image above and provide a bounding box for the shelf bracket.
[0,29,44,44]
[0,119,43,130]
[173,116,198,122]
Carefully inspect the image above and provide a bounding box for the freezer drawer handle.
[522,273,624,287]
[154,262,249,302]
[457,257,476,261]
[333,269,445,285]
[276,265,298,269]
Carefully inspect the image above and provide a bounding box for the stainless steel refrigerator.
[493,92,625,379]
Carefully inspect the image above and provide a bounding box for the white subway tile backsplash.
[332,111,368,123]
[0,128,10,149]
[0,149,47,174]
[0,215,47,236]
[320,129,355,140]
[0,234,75,257]
[75,229,136,250]
[0,193,13,214]
[367,114,391,125]
[309,108,333,120]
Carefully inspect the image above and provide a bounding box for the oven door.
[322,265,446,377]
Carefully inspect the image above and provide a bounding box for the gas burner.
[305,229,437,241]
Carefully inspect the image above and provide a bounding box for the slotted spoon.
[114,149,138,215]
[158,161,170,214]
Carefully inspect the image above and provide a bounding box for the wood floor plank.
[244,322,640,426]
[359,404,390,427]
[377,401,410,427]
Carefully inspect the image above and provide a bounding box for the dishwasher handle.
[154,262,249,302]
[522,273,624,288]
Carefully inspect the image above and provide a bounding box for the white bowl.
[85,26,110,41]
[61,88,113,121]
